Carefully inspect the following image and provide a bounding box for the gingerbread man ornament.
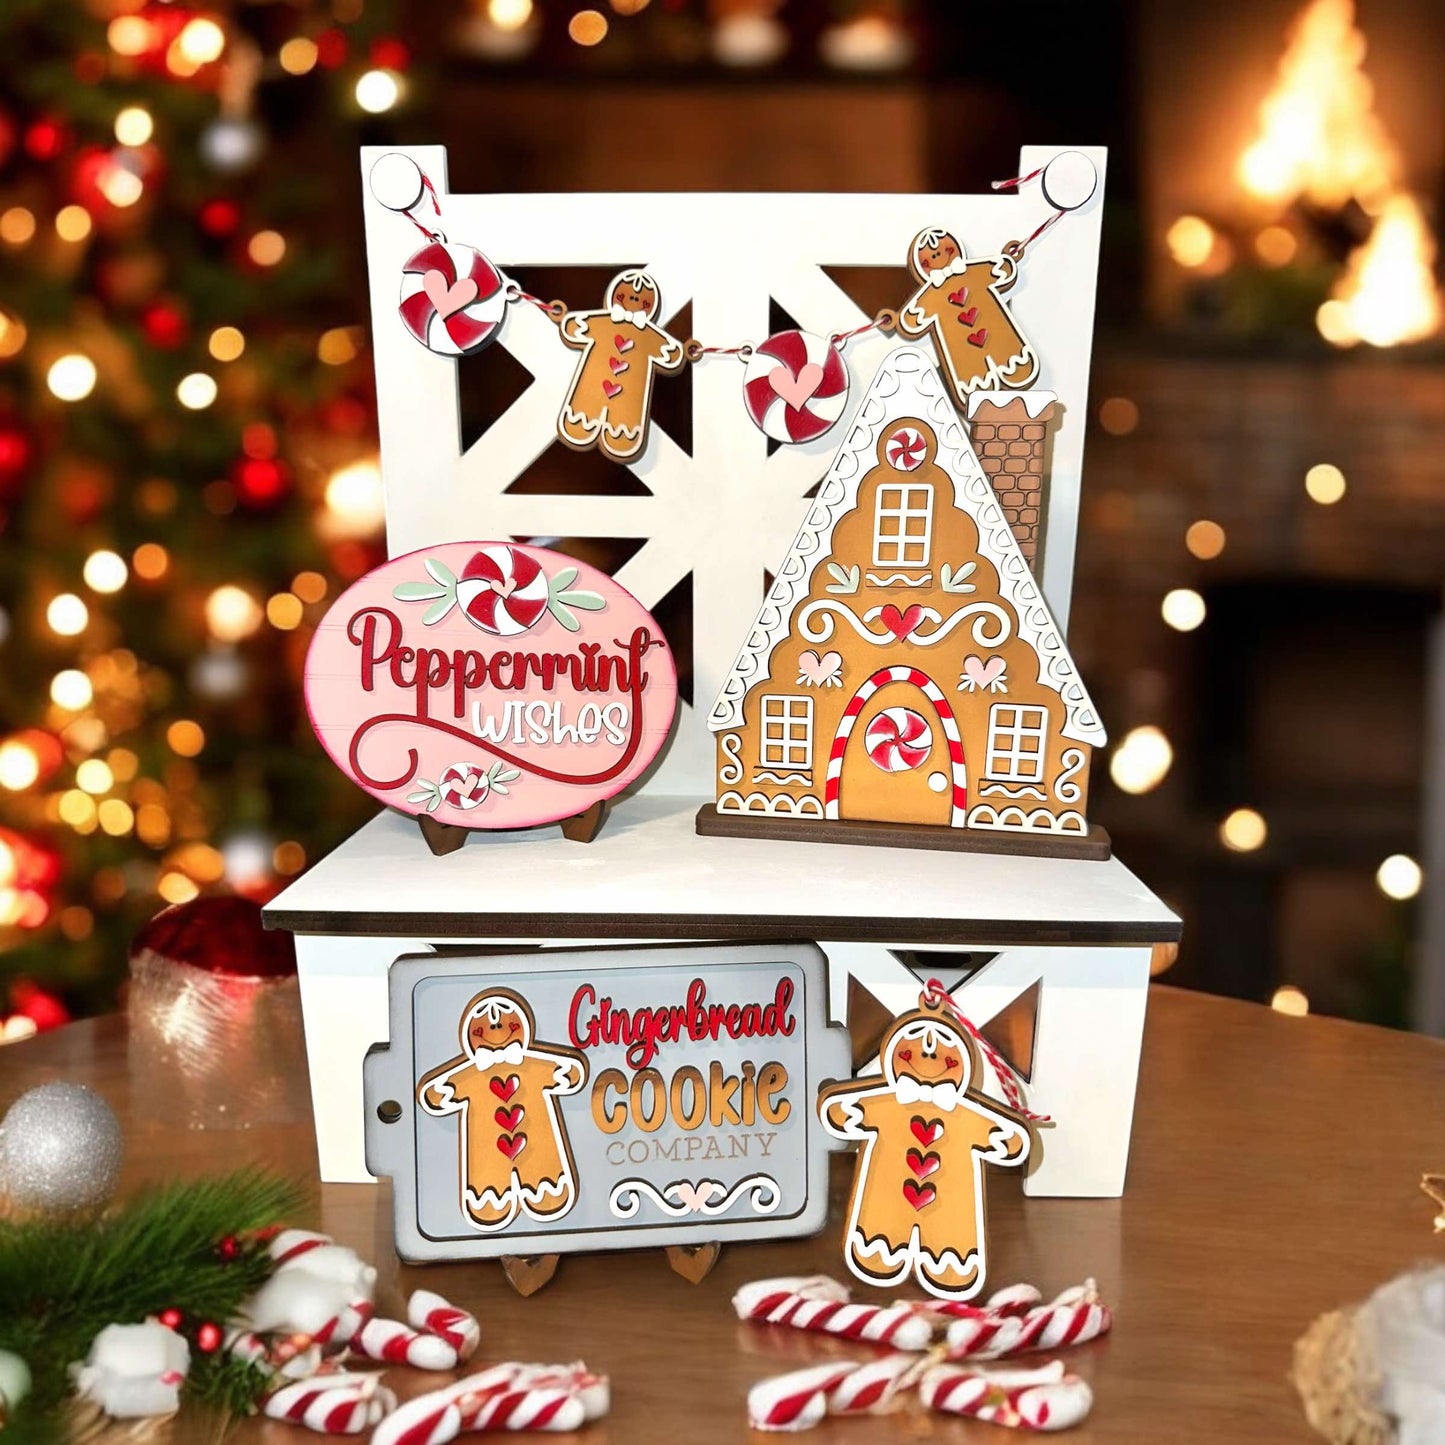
[418,989,588,1233]
[556,269,685,461]
[819,994,1030,1300]
[897,228,1039,403]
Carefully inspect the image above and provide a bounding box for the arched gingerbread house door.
[824,665,967,828]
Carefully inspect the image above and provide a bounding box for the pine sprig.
[0,1171,302,1436]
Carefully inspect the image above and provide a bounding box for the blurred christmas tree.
[0,0,411,1024]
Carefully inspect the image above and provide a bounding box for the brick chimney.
[965,391,1057,567]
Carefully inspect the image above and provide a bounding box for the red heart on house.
[608,356,629,375]
[967,327,989,347]
[946,287,969,307]
[879,604,924,641]
[903,1179,937,1210]
[494,1105,524,1131]
[906,1148,941,1180]
[489,1075,520,1102]
[614,335,634,353]
[956,306,979,326]
[602,380,623,399]
[496,1132,527,1160]
[910,1116,944,1147]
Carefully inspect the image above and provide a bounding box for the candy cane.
[945,1282,1111,1361]
[747,1363,855,1432]
[822,1354,920,1416]
[407,1290,481,1362]
[733,1277,935,1351]
[920,1361,1093,1431]
[350,1317,459,1371]
[917,1282,1044,1322]
[269,1229,335,1266]
[262,1372,395,1435]
[505,1363,609,1422]
[455,1384,585,1433]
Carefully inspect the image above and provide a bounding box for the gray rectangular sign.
[364,942,850,1260]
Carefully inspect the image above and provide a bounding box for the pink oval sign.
[305,542,677,830]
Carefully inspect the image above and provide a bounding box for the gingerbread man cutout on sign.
[818,996,1030,1300]
[897,228,1039,403]
[418,989,588,1233]
[556,269,686,461]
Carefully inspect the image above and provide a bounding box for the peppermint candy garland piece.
[399,241,509,357]
[437,762,491,812]
[864,706,933,772]
[747,1363,854,1433]
[349,1317,458,1371]
[742,330,850,445]
[920,1361,1094,1431]
[732,1276,935,1351]
[407,1289,481,1361]
[262,1371,396,1435]
[945,1281,1112,1362]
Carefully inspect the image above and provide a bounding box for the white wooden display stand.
[264,144,1182,1198]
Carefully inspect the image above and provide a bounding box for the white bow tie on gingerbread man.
[470,1041,525,1068]
[895,1077,962,1110]
[609,303,649,326]
[926,255,969,288]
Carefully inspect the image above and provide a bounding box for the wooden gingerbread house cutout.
[699,347,1108,859]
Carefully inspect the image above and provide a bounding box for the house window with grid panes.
[985,704,1048,782]
[759,695,813,770]
[873,483,933,567]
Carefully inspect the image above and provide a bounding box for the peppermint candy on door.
[400,241,509,356]
[742,330,850,444]
[865,706,933,772]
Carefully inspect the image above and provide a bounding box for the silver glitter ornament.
[0,1082,123,1212]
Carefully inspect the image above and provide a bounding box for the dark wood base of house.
[694,806,1113,861]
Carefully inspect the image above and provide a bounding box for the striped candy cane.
[370,1364,601,1445]
[455,1384,584,1433]
[917,1282,1044,1322]
[733,1277,935,1351]
[407,1290,481,1362]
[920,1361,1094,1431]
[505,1363,609,1421]
[747,1363,856,1432]
[350,1317,458,1371]
[224,1327,324,1382]
[822,1354,921,1416]
[945,1282,1111,1362]
[262,1371,396,1435]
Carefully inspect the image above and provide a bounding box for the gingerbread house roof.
[706,345,1106,746]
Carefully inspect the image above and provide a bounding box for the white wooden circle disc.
[928,771,948,792]
[370,152,425,213]
[1041,151,1098,212]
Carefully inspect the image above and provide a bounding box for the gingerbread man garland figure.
[556,269,686,461]
[418,989,588,1233]
[897,227,1039,403]
[818,995,1031,1300]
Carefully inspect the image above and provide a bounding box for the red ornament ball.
[315,28,348,68]
[158,1308,184,1331]
[0,421,34,498]
[197,1322,223,1354]
[369,36,410,70]
[217,1234,240,1260]
[231,455,292,510]
[197,198,241,238]
[142,301,188,350]
[130,896,298,980]
[24,118,66,161]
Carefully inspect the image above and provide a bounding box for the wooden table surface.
[4,985,1442,1443]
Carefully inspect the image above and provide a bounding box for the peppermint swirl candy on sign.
[742,330,850,444]
[865,706,933,772]
[438,762,491,811]
[732,1276,935,1351]
[407,1289,481,1361]
[399,241,509,356]
[455,545,550,636]
[885,425,928,471]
